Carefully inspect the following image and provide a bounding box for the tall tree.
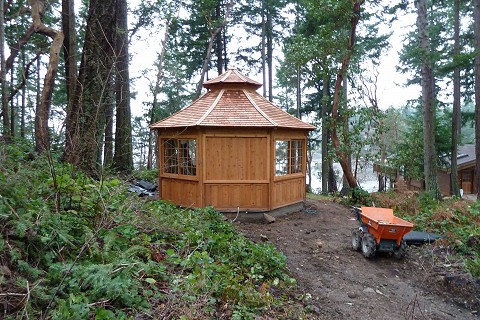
[321,71,330,194]
[330,0,364,188]
[451,0,460,197]
[215,2,225,74]
[63,0,116,174]
[113,0,133,173]
[474,0,480,197]
[416,0,440,198]
[30,0,64,152]
[62,0,76,107]
[0,0,8,136]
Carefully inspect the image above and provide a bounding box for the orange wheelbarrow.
[351,206,414,259]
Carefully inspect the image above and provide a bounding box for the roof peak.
[203,68,262,90]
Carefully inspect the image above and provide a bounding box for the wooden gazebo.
[150,68,315,213]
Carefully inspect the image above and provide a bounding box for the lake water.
[309,153,380,194]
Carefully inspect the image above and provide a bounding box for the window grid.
[162,138,196,176]
[275,139,303,176]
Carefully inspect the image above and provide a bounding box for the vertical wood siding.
[204,136,268,182]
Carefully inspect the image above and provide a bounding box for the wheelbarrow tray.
[360,207,414,245]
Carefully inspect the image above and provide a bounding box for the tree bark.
[62,0,77,116]
[328,154,338,193]
[62,0,116,174]
[9,62,14,135]
[306,142,312,192]
[451,0,460,197]
[261,0,266,97]
[194,0,233,99]
[321,72,329,194]
[341,76,351,191]
[0,0,9,136]
[416,0,440,198]
[30,0,65,153]
[21,52,26,138]
[296,65,301,119]
[215,1,223,75]
[474,0,480,198]
[103,80,114,166]
[113,0,133,173]
[266,5,273,102]
[330,0,363,189]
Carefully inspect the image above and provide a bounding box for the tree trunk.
[330,0,363,189]
[62,0,77,116]
[62,0,116,174]
[321,72,329,194]
[21,52,26,138]
[306,143,312,192]
[194,0,233,99]
[341,76,351,191]
[328,155,338,193]
[215,2,223,75]
[378,134,386,192]
[474,0,480,198]
[451,0,460,197]
[113,0,133,173]
[0,0,9,136]
[10,66,14,136]
[103,82,114,166]
[266,6,273,102]
[296,64,301,119]
[416,0,440,198]
[261,0,266,98]
[30,0,64,153]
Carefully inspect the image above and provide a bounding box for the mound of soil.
[234,199,479,320]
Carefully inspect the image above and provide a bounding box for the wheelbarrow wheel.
[393,239,407,259]
[351,229,362,251]
[361,233,376,258]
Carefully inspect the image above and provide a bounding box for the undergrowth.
[0,142,304,319]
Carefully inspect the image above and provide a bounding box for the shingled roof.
[150,68,316,130]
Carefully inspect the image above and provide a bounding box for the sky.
[374,11,420,110]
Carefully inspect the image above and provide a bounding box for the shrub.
[0,143,299,319]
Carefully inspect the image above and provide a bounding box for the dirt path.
[234,199,479,320]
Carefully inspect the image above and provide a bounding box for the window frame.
[161,138,197,177]
[275,139,304,177]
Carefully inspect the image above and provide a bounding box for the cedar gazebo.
[150,68,315,213]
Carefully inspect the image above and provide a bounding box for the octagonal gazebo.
[150,68,315,213]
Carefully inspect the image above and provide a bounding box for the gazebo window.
[275,140,303,176]
[162,138,197,176]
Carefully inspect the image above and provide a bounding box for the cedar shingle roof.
[203,68,262,90]
[150,68,316,130]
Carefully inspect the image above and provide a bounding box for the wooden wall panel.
[205,184,269,211]
[272,177,305,209]
[204,136,268,181]
[161,178,200,207]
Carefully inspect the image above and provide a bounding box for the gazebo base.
[221,202,305,221]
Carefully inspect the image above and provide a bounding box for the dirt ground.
[234,199,480,320]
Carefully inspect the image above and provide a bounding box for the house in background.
[375,144,478,196]
[150,68,315,213]
[438,144,477,196]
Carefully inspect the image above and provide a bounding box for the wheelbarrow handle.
[351,206,362,220]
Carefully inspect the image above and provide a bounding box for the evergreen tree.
[63,0,116,175]
[112,0,133,173]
